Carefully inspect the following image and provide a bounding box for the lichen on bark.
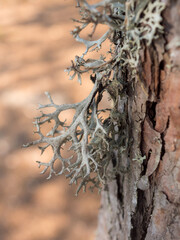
[24,0,166,199]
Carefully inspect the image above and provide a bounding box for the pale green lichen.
[23,0,165,195]
[132,153,146,165]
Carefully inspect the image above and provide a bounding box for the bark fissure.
[160,132,166,160]
[116,174,123,206]
[146,101,157,127]
[130,187,154,240]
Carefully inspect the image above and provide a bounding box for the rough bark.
[96,1,180,239]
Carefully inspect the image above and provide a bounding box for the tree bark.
[96,1,180,239]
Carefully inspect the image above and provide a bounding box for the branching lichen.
[23,0,165,195]
[23,81,112,195]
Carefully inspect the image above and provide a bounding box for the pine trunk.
[96,1,180,239]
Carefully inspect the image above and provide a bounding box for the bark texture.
[96,1,180,239]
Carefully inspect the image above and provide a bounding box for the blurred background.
[0,0,104,239]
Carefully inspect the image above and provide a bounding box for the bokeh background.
[0,0,105,239]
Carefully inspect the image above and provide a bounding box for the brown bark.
[96,1,180,239]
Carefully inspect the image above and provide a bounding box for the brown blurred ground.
[0,1,100,240]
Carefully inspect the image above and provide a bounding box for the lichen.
[23,0,165,195]
[132,153,146,165]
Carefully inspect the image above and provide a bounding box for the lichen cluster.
[24,0,165,195]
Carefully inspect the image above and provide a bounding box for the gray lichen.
[23,0,165,195]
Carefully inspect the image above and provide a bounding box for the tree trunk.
[96,1,180,239]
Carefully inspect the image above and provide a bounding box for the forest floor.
[0,1,101,240]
